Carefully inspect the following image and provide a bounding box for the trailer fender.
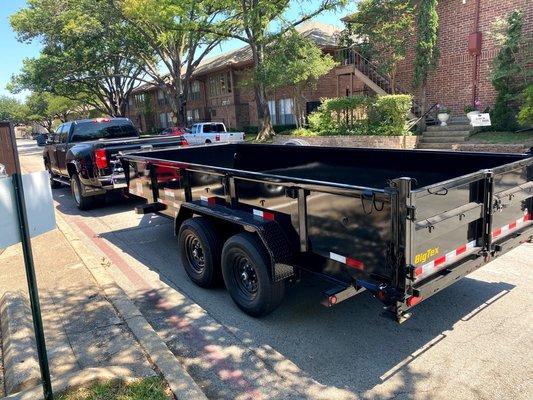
[174,203,296,282]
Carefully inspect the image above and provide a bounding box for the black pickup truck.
[43,117,187,210]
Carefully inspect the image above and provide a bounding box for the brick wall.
[396,0,532,114]
[272,134,419,149]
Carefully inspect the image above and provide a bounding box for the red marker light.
[94,117,111,123]
[406,296,422,307]
[329,295,337,305]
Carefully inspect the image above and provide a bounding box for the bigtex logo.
[414,247,440,264]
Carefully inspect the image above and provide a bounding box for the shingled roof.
[192,21,341,76]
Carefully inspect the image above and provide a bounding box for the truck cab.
[185,122,245,145]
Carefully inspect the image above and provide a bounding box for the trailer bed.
[122,144,532,322]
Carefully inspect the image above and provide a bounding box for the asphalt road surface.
[18,139,533,400]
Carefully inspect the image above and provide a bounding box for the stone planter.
[466,110,481,123]
[437,113,450,126]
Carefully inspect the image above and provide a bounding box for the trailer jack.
[321,285,365,307]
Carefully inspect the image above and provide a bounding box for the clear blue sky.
[0,1,357,101]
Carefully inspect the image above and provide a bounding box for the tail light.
[215,134,220,142]
[180,136,189,146]
[95,148,108,169]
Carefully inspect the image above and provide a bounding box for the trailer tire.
[221,233,285,317]
[178,217,222,288]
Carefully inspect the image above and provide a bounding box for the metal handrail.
[335,47,423,117]
[407,102,439,131]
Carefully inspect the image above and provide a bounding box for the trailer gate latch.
[407,205,416,221]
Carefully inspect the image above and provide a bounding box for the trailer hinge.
[406,206,416,221]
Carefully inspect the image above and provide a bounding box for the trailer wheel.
[221,233,285,317]
[178,217,222,288]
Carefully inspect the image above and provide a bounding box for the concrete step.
[417,143,456,149]
[427,124,472,132]
[423,130,471,137]
[420,136,468,143]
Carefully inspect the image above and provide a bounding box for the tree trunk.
[255,82,274,141]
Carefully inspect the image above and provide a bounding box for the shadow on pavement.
[98,218,516,398]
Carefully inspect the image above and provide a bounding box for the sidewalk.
[0,227,155,396]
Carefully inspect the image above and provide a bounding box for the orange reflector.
[329,295,337,305]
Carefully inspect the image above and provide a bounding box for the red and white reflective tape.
[329,252,365,270]
[492,212,530,239]
[415,240,477,278]
[253,209,275,220]
[200,196,216,205]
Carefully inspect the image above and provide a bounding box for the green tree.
[10,0,149,117]
[25,92,83,132]
[412,0,439,129]
[490,10,529,131]
[257,32,338,128]
[0,96,29,123]
[209,0,346,141]
[117,0,226,126]
[346,0,414,94]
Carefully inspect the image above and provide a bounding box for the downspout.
[471,0,481,103]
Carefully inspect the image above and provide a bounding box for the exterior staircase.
[418,119,473,149]
[335,48,422,118]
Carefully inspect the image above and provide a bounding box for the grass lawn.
[467,131,533,144]
[57,377,172,400]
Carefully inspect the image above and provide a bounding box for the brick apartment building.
[127,1,532,132]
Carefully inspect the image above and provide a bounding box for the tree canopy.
[345,0,414,93]
[208,0,346,140]
[25,92,85,132]
[10,0,149,116]
[118,0,227,125]
[257,32,338,127]
[0,96,29,124]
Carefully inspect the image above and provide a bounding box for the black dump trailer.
[122,144,533,322]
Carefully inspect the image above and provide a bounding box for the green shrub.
[273,124,297,134]
[368,94,412,135]
[518,84,533,126]
[308,95,372,134]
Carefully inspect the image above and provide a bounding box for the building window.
[278,98,295,125]
[157,90,167,107]
[159,113,169,128]
[268,100,277,125]
[134,93,145,108]
[186,109,200,124]
[188,81,200,101]
[208,72,232,97]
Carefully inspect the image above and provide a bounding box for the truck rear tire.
[221,233,285,317]
[178,217,222,288]
[70,173,94,210]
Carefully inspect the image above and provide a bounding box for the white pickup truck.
[184,122,245,145]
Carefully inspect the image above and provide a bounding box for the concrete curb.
[0,291,40,395]
[55,214,208,400]
[4,366,138,400]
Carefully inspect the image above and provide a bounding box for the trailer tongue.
[121,144,532,322]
